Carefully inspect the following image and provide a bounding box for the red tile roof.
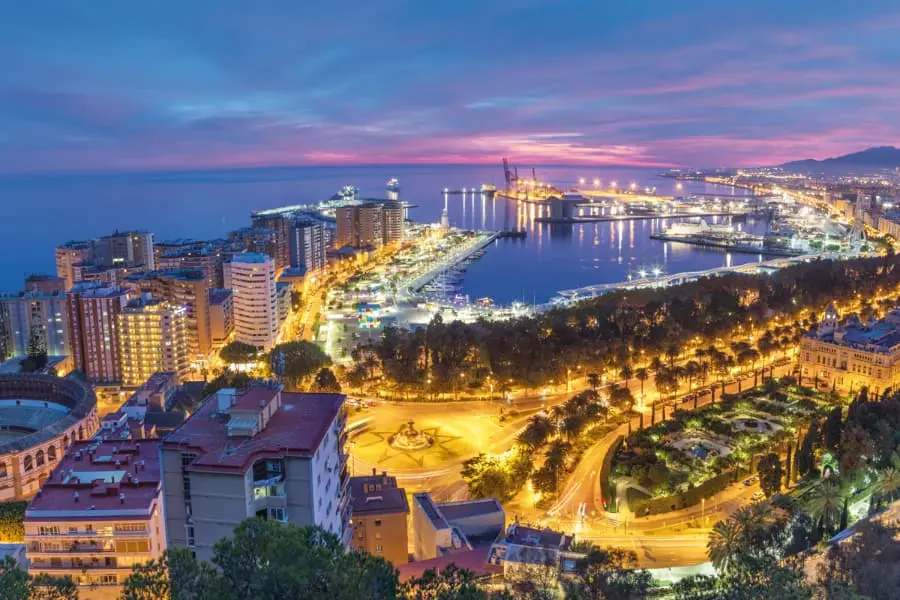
[26,439,162,519]
[162,387,345,473]
[396,546,500,582]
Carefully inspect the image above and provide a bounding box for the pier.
[548,252,845,306]
[534,211,745,225]
[402,231,500,295]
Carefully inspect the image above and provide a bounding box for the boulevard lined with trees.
[345,253,900,400]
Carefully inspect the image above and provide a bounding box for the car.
[743,477,757,487]
[751,492,765,502]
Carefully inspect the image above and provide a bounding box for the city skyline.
[2,1,900,175]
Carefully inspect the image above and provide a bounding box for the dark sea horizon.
[0,164,762,303]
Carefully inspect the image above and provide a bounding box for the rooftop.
[68,282,129,298]
[208,288,232,305]
[433,498,503,523]
[397,545,499,582]
[413,493,449,531]
[26,439,162,519]
[350,472,409,516]
[163,385,344,473]
[504,523,574,551]
[231,252,271,265]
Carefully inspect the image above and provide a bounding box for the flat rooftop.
[350,473,409,516]
[26,439,162,519]
[436,498,503,522]
[163,386,344,473]
[208,288,232,305]
[231,252,271,264]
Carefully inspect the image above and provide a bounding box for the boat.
[664,219,734,237]
[387,178,400,193]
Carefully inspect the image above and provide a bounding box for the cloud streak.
[0,1,898,173]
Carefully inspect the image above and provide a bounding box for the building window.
[186,526,196,547]
[375,532,382,539]
[47,446,57,462]
[35,450,45,467]
[23,455,33,472]
[269,507,287,522]
[100,575,117,585]
[375,545,383,553]
[374,519,382,527]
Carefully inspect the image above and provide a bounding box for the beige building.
[55,241,93,290]
[117,295,190,386]
[412,493,504,561]
[335,202,404,248]
[0,375,100,502]
[350,471,409,565]
[161,385,350,562]
[126,269,213,360]
[800,304,900,395]
[24,438,166,600]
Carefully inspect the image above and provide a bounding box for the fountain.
[389,420,434,451]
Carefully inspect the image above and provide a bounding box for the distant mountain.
[779,146,900,173]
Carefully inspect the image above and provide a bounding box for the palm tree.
[635,368,649,410]
[620,364,634,390]
[873,467,900,507]
[708,518,743,574]
[805,479,844,534]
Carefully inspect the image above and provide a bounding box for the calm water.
[0,165,762,303]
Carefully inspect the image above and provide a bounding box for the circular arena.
[0,375,99,501]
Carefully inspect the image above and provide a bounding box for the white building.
[224,253,278,350]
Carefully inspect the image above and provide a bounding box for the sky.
[2,1,900,174]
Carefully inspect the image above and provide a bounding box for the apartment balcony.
[252,494,287,515]
[25,528,150,539]
[30,559,120,571]
[28,541,116,554]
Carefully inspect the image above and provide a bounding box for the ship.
[387,178,400,193]
[664,219,735,237]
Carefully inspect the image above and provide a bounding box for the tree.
[29,574,78,600]
[404,564,492,600]
[805,480,844,535]
[0,557,77,600]
[202,369,251,397]
[562,547,651,600]
[219,341,260,364]
[758,453,783,497]
[271,341,332,388]
[518,416,554,450]
[822,406,842,452]
[817,521,900,600]
[0,556,29,600]
[122,519,401,600]
[312,368,341,393]
[0,501,27,542]
[796,419,820,478]
[634,368,649,408]
[837,424,874,475]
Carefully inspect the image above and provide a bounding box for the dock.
[534,211,744,224]
[649,233,804,257]
[402,231,500,295]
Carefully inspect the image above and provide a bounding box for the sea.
[0,164,765,304]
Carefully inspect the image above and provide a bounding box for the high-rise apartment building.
[349,472,409,565]
[93,231,155,270]
[381,201,404,245]
[156,242,224,289]
[55,241,94,290]
[208,289,234,347]
[125,270,212,360]
[24,439,166,599]
[335,202,404,248]
[224,253,278,350]
[161,385,350,562]
[66,283,130,383]
[117,295,190,387]
[24,275,66,295]
[251,213,292,272]
[0,282,69,358]
[289,219,326,274]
